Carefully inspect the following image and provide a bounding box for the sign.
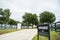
[37,24,50,40]
[38,26,48,29]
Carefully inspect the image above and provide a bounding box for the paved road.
[0,29,37,40]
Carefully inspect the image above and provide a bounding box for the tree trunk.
[1,24,2,29]
[32,25,33,28]
[27,23,29,29]
[4,24,6,29]
[16,25,17,29]
[21,25,22,29]
[10,25,12,29]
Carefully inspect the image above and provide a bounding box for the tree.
[4,9,11,24]
[31,14,38,27]
[0,8,11,24]
[0,8,4,28]
[0,8,11,29]
[39,11,56,23]
[0,8,20,29]
[8,19,19,29]
[22,12,38,28]
[0,8,5,23]
[3,9,11,29]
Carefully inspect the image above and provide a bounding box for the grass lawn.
[32,31,60,40]
[0,29,20,35]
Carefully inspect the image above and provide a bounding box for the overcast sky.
[0,0,60,22]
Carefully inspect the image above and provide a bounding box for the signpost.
[37,24,50,40]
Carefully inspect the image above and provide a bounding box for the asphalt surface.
[0,29,37,40]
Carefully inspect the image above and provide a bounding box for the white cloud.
[0,0,60,22]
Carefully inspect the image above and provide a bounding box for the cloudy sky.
[0,0,60,22]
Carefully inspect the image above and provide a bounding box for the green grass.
[32,35,48,40]
[32,31,60,40]
[0,29,20,35]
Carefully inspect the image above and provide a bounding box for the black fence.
[0,24,17,29]
[51,21,60,32]
[37,21,60,40]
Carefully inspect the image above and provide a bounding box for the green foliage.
[4,9,11,23]
[39,11,56,23]
[23,12,32,23]
[0,8,5,23]
[8,19,19,25]
[0,8,11,24]
[0,8,20,25]
[32,14,38,25]
[22,12,38,26]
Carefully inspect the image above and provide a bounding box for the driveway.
[0,29,37,40]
